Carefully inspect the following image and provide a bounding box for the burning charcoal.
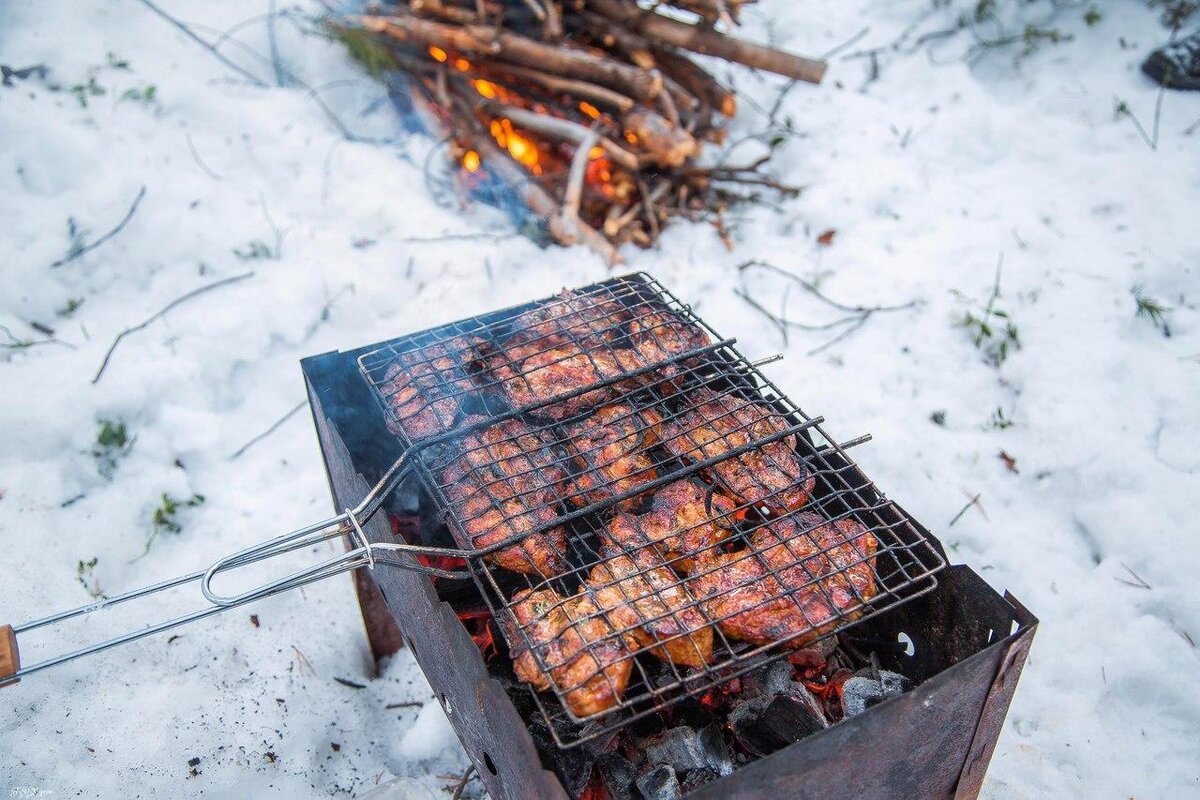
[841,669,913,718]
[597,752,638,800]
[635,764,681,800]
[730,682,827,757]
[643,724,734,779]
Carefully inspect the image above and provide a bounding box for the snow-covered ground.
[1,0,1197,797]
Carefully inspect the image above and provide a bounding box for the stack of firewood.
[333,0,824,262]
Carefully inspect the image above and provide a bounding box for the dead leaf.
[817,228,837,246]
[998,449,1019,474]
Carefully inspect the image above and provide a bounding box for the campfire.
[331,1,825,262]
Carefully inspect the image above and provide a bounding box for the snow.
[1,0,1198,797]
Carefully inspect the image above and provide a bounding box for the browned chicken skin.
[479,306,711,421]
[562,404,664,510]
[379,339,475,440]
[509,289,631,345]
[689,511,878,649]
[506,588,633,718]
[659,388,815,512]
[585,547,713,667]
[439,417,569,578]
[602,479,739,572]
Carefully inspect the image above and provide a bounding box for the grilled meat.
[440,416,569,578]
[628,308,710,362]
[507,588,632,718]
[478,306,711,421]
[563,404,664,510]
[585,547,712,667]
[379,340,475,440]
[659,388,815,512]
[689,511,878,649]
[602,480,738,572]
[509,288,631,345]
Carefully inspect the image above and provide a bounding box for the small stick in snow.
[1115,563,1151,590]
[948,492,983,527]
[185,132,222,181]
[137,0,267,87]
[51,186,147,268]
[449,764,478,800]
[91,272,255,384]
[229,401,306,460]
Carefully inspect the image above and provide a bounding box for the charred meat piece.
[378,340,475,440]
[627,308,710,361]
[497,343,641,420]
[585,547,713,667]
[506,588,632,718]
[602,480,738,572]
[659,388,815,512]
[563,404,664,510]
[689,512,878,649]
[509,288,632,345]
[439,416,569,578]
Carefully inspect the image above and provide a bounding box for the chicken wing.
[509,288,631,345]
[506,588,632,718]
[659,388,815,512]
[601,480,739,572]
[378,339,475,440]
[562,404,664,510]
[585,546,713,667]
[439,417,570,578]
[688,511,878,649]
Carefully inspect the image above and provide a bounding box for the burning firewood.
[329,0,822,262]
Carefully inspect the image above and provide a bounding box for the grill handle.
[1,454,473,686]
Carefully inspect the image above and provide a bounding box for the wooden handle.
[0,625,19,686]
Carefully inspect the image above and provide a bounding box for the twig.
[137,0,267,87]
[561,127,601,237]
[92,272,255,384]
[0,324,73,351]
[821,26,870,61]
[334,676,367,689]
[229,400,306,459]
[449,765,477,800]
[185,132,222,180]
[948,492,982,527]
[267,0,287,87]
[385,700,425,709]
[51,186,147,268]
[1115,562,1151,590]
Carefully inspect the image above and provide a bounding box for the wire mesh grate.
[357,273,945,748]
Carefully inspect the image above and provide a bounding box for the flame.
[462,150,481,173]
[456,609,498,661]
[579,101,601,120]
[428,46,448,63]
[472,79,497,99]
[489,117,542,174]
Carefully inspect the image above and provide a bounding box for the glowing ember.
[428,45,447,63]
[489,118,543,174]
[472,79,497,99]
[579,101,601,120]
[456,609,498,661]
[462,150,481,173]
[453,57,471,72]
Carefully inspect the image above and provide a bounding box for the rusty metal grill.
[357,273,945,748]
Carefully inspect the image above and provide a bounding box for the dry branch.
[586,0,826,83]
[481,100,640,168]
[359,12,664,101]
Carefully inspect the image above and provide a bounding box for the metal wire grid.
[356,274,945,748]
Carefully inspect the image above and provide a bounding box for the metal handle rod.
[5,452,474,684]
